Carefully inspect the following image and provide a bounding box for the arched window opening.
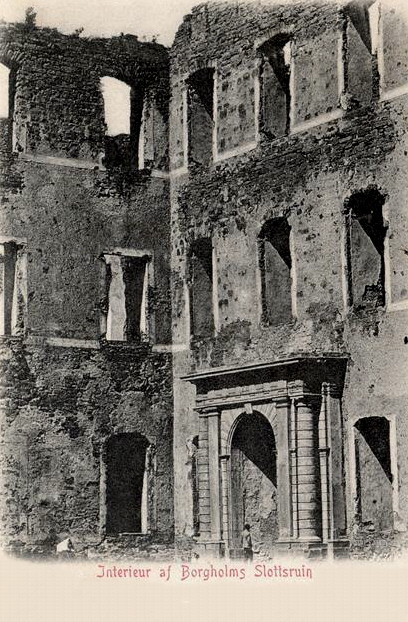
[346,189,386,309]
[258,35,292,138]
[189,237,214,338]
[259,217,292,325]
[106,432,150,535]
[354,417,394,531]
[100,76,144,169]
[187,67,214,166]
[230,413,277,558]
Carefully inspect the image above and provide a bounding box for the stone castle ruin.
[0,0,407,561]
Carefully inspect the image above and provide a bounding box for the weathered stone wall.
[0,22,174,553]
[0,340,173,549]
[1,0,407,561]
[0,163,172,343]
[170,0,408,553]
[0,23,169,163]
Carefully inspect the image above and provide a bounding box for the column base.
[275,538,350,559]
[194,539,225,559]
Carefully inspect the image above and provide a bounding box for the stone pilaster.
[220,454,230,545]
[275,395,292,541]
[196,407,223,556]
[197,412,211,539]
[207,410,222,541]
[324,382,347,541]
[295,394,321,541]
[288,381,322,543]
[319,384,330,542]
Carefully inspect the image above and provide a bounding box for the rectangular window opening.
[368,0,380,54]
[100,76,144,169]
[259,37,291,139]
[187,68,214,166]
[345,0,381,105]
[347,190,386,309]
[0,240,26,336]
[259,218,292,325]
[103,252,150,342]
[189,238,214,338]
[0,63,16,152]
[354,417,394,531]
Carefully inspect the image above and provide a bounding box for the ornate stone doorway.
[183,356,348,558]
[229,412,277,558]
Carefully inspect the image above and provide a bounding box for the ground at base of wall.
[3,537,175,563]
[5,532,408,563]
[349,527,408,561]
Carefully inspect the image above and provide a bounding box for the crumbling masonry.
[0,0,408,560]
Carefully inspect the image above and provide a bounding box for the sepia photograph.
[0,0,407,620]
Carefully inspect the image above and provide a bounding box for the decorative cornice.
[181,354,348,383]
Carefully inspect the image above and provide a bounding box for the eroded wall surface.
[0,21,173,553]
[170,0,408,555]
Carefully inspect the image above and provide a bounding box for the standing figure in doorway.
[242,523,253,562]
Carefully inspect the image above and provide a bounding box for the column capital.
[288,379,317,400]
[321,382,342,399]
[274,394,291,407]
[289,392,322,409]
[197,406,220,418]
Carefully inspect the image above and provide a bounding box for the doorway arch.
[228,411,277,557]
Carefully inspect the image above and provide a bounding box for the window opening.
[354,417,393,531]
[259,218,292,325]
[346,189,386,309]
[368,0,380,54]
[0,241,26,336]
[258,36,292,138]
[0,63,16,151]
[187,68,214,166]
[100,76,144,168]
[103,253,149,342]
[189,238,214,338]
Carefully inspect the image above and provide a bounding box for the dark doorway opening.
[106,432,149,534]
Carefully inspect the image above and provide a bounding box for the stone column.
[289,382,322,543]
